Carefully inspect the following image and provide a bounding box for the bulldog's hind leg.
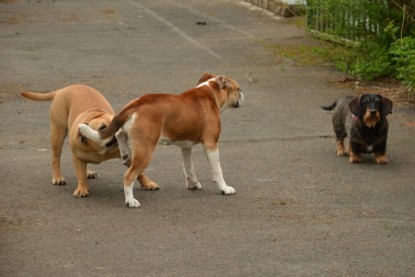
[137,174,160,191]
[204,145,235,195]
[50,122,67,186]
[124,142,158,208]
[181,147,202,190]
[116,129,159,190]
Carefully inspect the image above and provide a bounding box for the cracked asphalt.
[1,0,414,276]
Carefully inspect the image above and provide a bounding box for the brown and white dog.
[78,73,244,207]
[20,84,159,197]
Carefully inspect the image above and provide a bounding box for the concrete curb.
[243,0,306,17]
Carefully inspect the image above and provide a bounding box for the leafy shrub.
[389,36,415,93]
[352,40,392,80]
[307,0,415,94]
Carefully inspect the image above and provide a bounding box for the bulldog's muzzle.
[235,92,244,108]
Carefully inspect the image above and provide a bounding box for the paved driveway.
[1,0,414,276]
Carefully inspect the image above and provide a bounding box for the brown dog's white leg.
[180,147,202,190]
[72,156,90,197]
[50,123,67,186]
[116,129,159,190]
[204,146,235,195]
[124,167,141,208]
[123,143,156,207]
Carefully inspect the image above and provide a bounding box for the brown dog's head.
[197,73,244,110]
[349,94,393,128]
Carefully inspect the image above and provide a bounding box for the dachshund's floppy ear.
[197,73,215,85]
[382,96,393,116]
[349,95,363,117]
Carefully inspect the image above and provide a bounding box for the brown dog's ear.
[197,73,214,85]
[382,97,393,116]
[349,95,363,117]
[215,75,228,90]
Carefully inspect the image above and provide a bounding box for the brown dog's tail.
[321,100,338,111]
[20,90,57,102]
[78,105,135,146]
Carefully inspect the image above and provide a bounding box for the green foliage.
[390,36,415,92]
[307,0,415,93]
[352,41,392,80]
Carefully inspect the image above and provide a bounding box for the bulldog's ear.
[382,96,393,116]
[214,75,228,90]
[349,95,363,117]
[197,73,214,85]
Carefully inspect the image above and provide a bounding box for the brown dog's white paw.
[52,177,66,186]
[187,181,202,190]
[125,198,141,208]
[221,185,236,195]
[73,187,90,197]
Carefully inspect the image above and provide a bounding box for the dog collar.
[351,113,360,122]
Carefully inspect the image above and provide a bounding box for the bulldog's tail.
[78,107,135,146]
[321,100,338,111]
[20,90,57,102]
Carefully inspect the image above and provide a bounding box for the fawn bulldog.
[79,73,244,207]
[20,84,159,198]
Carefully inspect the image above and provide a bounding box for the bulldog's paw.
[73,187,90,197]
[87,170,97,179]
[221,186,236,195]
[52,177,66,186]
[187,181,202,190]
[125,198,141,208]
[141,181,160,191]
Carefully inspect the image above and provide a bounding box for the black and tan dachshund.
[322,94,393,164]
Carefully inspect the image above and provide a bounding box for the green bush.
[352,40,392,80]
[307,0,415,94]
[390,36,415,93]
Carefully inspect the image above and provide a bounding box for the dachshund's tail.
[321,100,338,111]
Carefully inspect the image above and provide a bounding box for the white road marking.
[172,1,255,39]
[127,0,222,59]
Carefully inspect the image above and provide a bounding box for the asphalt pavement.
[1,0,414,276]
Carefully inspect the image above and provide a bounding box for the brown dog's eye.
[99,124,107,130]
